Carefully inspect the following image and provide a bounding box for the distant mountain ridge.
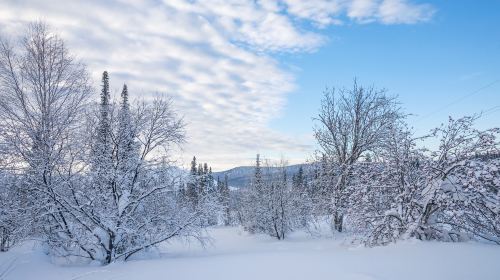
[213,163,310,189]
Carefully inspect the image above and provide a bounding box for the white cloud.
[282,0,435,25]
[282,0,344,27]
[377,0,435,24]
[348,0,379,20]
[0,0,434,170]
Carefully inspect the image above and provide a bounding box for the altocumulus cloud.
[0,0,434,170]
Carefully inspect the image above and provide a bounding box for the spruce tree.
[254,154,263,193]
[207,166,214,193]
[116,84,139,205]
[186,156,199,205]
[190,156,197,175]
[93,71,113,191]
[223,173,231,226]
[198,163,205,195]
[292,166,304,190]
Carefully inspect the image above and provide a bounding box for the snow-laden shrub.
[347,117,500,246]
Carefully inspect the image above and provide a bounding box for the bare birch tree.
[0,22,92,250]
[314,79,401,232]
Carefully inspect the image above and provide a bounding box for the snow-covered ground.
[1,227,500,280]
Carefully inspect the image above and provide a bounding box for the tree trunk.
[0,227,8,252]
[105,232,115,264]
[334,212,343,232]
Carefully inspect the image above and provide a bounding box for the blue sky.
[274,0,500,144]
[0,0,498,170]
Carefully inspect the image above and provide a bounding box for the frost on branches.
[44,72,202,264]
[0,23,207,264]
[313,80,402,232]
[348,117,500,246]
[179,156,223,227]
[241,156,300,240]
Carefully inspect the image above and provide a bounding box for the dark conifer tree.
[93,71,113,192]
[186,156,199,205]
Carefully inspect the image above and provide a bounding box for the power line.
[481,105,500,117]
[416,78,500,123]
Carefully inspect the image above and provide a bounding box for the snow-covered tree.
[0,33,201,263]
[186,156,200,206]
[349,122,428,245]
[182,157,221,226]
[308,154,335,225]
[53,76,197,264]
[415,116,499,242]
[291,166,313,228]
[0,22,92,251]
[313,80,402,232]
[217,174,231,226]
[91,71,114,197]
[451,155,500,243]
[242,157,298,239]
[354,116,500,246]
[0,172,28,252]
[241,154,265,233]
